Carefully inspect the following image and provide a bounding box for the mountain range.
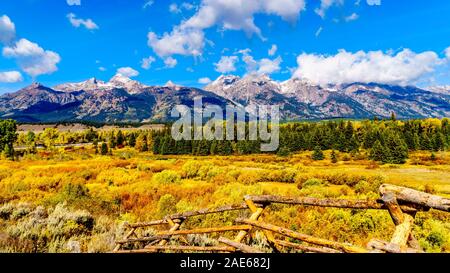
[0,74,449,123]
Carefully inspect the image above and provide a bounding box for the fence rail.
[113,184,450,253]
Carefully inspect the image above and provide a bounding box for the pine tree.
[100,143,108,155]
[384,131,408,164]
[116,130,124,146]
[151,135,160,154]
[369,140,385,162]
[312,145,324,161]
[108,132,116,149]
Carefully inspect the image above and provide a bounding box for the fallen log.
[116,235,170,244]
[127,219,182,228]
[157,225,253,236]
[158,218,183,246]
[390,214,414,247]
[236,218,367,253]
[367,239,423,253]
[127,203,250,229]
[274,239,342,253]
[380,184,450,212]
[165,203,251,221]
[115,245,236,253]
[218,237,266,253]
[245,195,417,213]
[113,227,137,252]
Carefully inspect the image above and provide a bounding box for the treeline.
[151,118,450,164]
[4,118,450,164]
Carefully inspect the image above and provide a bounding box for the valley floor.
[0,148,449,253]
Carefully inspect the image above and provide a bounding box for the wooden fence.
[113,184,450,253]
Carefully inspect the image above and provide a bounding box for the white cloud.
[67,0,81,6]
[215,56,239,73]
[141,56,156,69]
[268,44,277,56]
[67,13,99,30]
[143,0,154,9]
[198,77,212,84]
[148,28,204,58]
[99,66,106,72]
[169,3,181,14]
[182,2,195,10]
[315,26,323,37]
[345,13,359,22]
[256,56,282,75]
[367,0,381,6]
[238,50,282,75]
[116,67,139,77]
[0,15,16,44]
[148,0,306,59]
[183,0,306,36]
[445,47,450,60]
[0,71,23,83]
[315,0,344,19]
[164,57,178,68]
[170,2,195,13]
[292,49,444,86]
[3,39,61,77]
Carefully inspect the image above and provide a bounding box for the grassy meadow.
[0,145,449,253]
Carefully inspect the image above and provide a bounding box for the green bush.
[152,170,181,185]
[300,178,324,189]
[181,160,203,178]
[157,194,177,217]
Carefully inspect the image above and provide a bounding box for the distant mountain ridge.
[0,74,449,122]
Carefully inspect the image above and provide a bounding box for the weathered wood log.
[245,195,417,213]
[236,218,367,253]
[367,239,423,253]
[380,184,450,212]
[126,203,249,229]
[116,235,170,244]
[274,239,342,253]
[218,237,265,253]
[158,218,182,246]
[120,226,251,246]
[382,192,421,250]
[127,219,182,228]
[164,203,251,221]
[381,192,405,225]
[157,225,253,237]
[243,199,282,252]
[390,214,414,247]
[115,245,236,253]
[233,208,265,243]
[113,227,136,252]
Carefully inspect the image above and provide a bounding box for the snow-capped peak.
[53,78,108,92]
[109,74,133,84]
[164,81,182,91]
[427,85,450,95]
[53,75,147,94]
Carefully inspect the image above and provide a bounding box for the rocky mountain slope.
[1,74,449,122]
[205,75,450,120]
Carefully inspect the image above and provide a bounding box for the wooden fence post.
[381,192,417,250]
[113,226,136,252]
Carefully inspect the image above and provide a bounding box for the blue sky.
[0,0,449,94]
